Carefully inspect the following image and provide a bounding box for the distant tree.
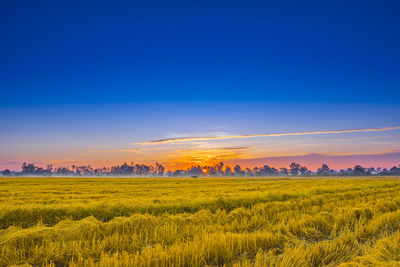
[225,166,233,176]
[317,164,331,175]
[206,165,217,176]
[11,160,396,177]
[188,165,203,176]
[280,167,288,175]
[2,169,11,176]
[56,167,71,175]
[22,162,36,173]
[298,166,308,176]
[245,168,253,176]
[259,165,278,176]
[46,164,53,173]
[233,165,244,176]
[215,162,224,175]
[172,169,185,177]
[155,162,165,176]
[389,165,400,175]
[368,167,376,175]
[289,162,301,176]
[252,167,259,176]
[353,165,366,175]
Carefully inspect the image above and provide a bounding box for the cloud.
[219,146,251,150]
[135,126,400,145]
[177,146,250,153]
[102,149,140,153]
[163,131,230,139]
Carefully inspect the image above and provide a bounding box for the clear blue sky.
[1,1,400,170]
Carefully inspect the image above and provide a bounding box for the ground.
[1,177,400,266]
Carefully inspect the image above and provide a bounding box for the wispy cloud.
[163,131,230,139]
[177,146,250,153]
[135,126,400,145]
[102,149,140,153]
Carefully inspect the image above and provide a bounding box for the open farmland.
[1,177,400,266]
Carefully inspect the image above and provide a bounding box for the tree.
[259,165,278,176]
[233,165,244,176]
[289,162,301,176]
[389,165,400,175]
[353,165,366,175]
[299,166,309,176]
[188,165,203,176]
[317,164,330,175]
[280,167,288,175]
[215,162,224,175]
[245,168,253,176]
[155,162,165,176]
[172,169,185,177]
[9,160,394,177]
[252,167,259,176]
[22,162,36,173]
[225,166,233,176]
[368,167,376,175]
[2,169,11,176]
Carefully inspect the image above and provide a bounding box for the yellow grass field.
[1,177,400,266]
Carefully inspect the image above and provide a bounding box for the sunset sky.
[1,1,400,171]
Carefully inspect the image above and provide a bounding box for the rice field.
[1,177,400,266]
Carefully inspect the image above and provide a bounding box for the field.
[1,177,400,266]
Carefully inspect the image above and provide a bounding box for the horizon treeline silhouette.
[1,161,400,177]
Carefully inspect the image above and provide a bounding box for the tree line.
[1,161,400,177]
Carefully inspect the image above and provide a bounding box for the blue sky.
[1,1,400,170]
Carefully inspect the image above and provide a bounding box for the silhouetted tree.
[245,168,253,176]
[172,169,185,177]
[2,169,11,176]
[225,166,233,176]
[299,166,309,176]
[289,162,301,176]
[233,165,244,176]
[259,165,278,176]
[188,165,203,176]
[12,160,398,177]
[155,162,165,176]
[317,164,331,175]
[280,167,288,175]
[22,163,36,173]
[353,165,366,175]
[252,167,259,176]
[215,162,224,175]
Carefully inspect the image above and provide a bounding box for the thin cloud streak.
[102,149,140,153]
[136,126,400,145]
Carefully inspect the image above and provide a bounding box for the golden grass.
[1,177,400,266]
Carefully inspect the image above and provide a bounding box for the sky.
[1,1,400,171]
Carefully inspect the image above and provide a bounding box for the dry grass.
[1,177,400,266]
